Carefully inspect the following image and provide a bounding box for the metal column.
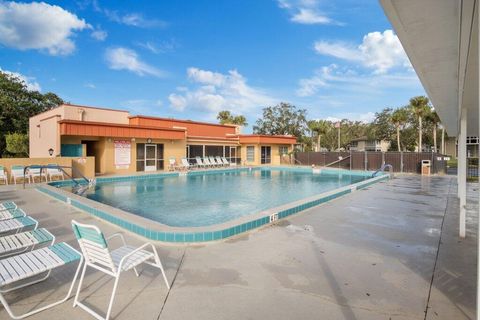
[458,108,467,238]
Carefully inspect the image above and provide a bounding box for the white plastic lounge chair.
[216,156,227,167]
[0,242,83,319]
[181,158,193,170]
[195,157,206,169]
[28,165,46,183]
[210,156,221,167]
[0,228,54,258]
[0,202,17,212]
[221,157,231,166]
[46,164,64,181]
[0,216,38,235]
[71,220,170,320]
[11,166,30,185]
[0,166,8,185]
[202,157,212,168]
[0,208,26,222]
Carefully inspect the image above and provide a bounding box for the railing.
[22,165,95,195]
[325,155,351,168]
[372,164,393,177]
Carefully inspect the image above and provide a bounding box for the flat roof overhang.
[380,0,478,137]
[239,135,297,145]
[59,120,186,140]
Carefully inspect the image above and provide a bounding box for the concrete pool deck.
[0,175,476,319]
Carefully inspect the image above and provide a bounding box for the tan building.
[349,137,391,152]
[29,104,296,175]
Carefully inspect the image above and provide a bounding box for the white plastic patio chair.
[46,164,64,181]
[27,165,46,183]
[0,201,17,212]
[71,220,170,320]
[167,158,180,171]
[0,242,83,319]
[0,166,8,185]
[210,156,221,167]
[0,227,55,258]
[11,166,30,185]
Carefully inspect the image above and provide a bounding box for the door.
[145,144,157,171]
[230,146,237,164]
[261,146,271,164]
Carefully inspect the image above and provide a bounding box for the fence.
[294,151,448,174]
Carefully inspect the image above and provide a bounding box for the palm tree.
[409,96,430,152]
[427,110,441,152]
[217,110,248,126]
[391,107,408,151]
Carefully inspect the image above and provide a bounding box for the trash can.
[421,160,431,176]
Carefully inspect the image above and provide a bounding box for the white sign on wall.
[114,140,131,169]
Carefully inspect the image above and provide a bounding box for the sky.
[0,0,425,131]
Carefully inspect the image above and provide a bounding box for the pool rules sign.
[114,140,131,169]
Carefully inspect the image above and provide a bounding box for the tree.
[5,133,29,157]
[391,107,409,151]
[253,102,307,138]
[216,110,248,126]
[409,96,430,152]
[426,110,441,152]
[308,120,331,151]
[0,71,63,157]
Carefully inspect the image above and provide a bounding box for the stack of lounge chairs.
[0,200,170,319]
[0,201,83,319]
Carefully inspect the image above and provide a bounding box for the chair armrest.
[106,232,127,246]
[118,242,155,271]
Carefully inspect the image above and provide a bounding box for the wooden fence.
[294,151,448,174]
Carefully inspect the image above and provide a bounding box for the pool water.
[75,168,370,227]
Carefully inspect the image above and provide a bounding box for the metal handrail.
[325,155,351,167]
[22,165,94,191]
[372,163,393,177]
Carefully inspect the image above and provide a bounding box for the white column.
[477,6,479,318]
[458,108,467,238]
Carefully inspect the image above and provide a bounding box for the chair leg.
[105,275,121,320]
[150,247,170,290]
[73,262,88,307]
[133,267,140,277]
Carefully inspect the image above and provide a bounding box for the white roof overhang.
[380,0,478,137]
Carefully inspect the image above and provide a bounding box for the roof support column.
[458,107,467,238]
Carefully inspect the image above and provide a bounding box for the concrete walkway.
[0,175,476,320]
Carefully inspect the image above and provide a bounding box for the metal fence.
[294,151,448,174]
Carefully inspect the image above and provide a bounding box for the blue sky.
[0,0,424,131]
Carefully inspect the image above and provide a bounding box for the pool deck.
[0,175,476,319]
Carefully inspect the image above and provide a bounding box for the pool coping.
[37,167,389,243]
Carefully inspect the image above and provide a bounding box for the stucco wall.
[241,144,292,166]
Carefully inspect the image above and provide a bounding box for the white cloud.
[1,68,41,91]
[314,30,411,74]
[137,40,178,54]
[0,1,90,55]
[84,82,95,89]
[168,68,276,113]
[105,10,166,28]
[105,47,164,77]
[277,0,337,25]
[325,112,375,123]
[297,63,420,98]
[91,27,107,41]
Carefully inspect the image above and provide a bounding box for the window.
[261,146,271,164]
[279,146,288,155]
[466,136,479,145]
[247,146,255,162]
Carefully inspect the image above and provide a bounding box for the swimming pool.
[40,167,388,243]
[73,168,369,227]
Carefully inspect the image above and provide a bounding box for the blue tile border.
[38,169,388,243]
